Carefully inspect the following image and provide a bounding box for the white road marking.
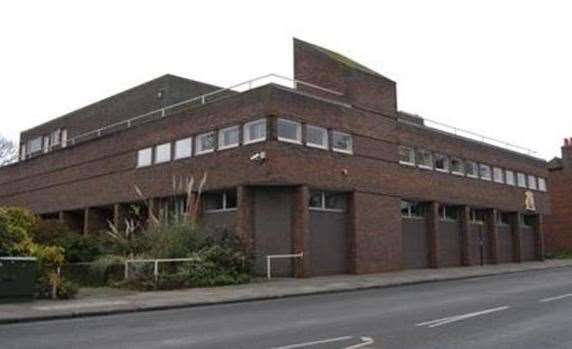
[34,300,128,311]
[416,306,510,328]
[344,336,375,349]
[539,293,572,303]
[272,335,353,349]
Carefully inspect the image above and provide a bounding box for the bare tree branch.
[0,135,18,166]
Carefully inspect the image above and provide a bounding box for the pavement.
[1,259,572,326]
[3,263,572,348]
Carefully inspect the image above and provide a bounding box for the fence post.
[154,260,159,283]
[124,260,129,280]
[266,256,271,281]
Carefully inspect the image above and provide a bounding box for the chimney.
[562,137,572,165]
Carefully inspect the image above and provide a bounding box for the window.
[306,125,328,149]
[439,205,458,221]
[28,137,42,154]
[465,161,478,178]
[479,164,492,181]
[309,191,347,211]
[522,214,535,227]
[434,154,449,172]
[61,129,68,147]
[398,146,415,166]
[175,137,192,160]
[538,178,547,192]
[277,118,302,144]
[43,136,49,153]
[470,208,486,224]
[204,190,237,212]
[416,149,433,169]
[517,172,527,188]
[50,129,61,146]
[154,143,171,164]
[505,170,515,186]
[332,131,353,154]
[497,212,511,225]
[451,157,464,175]
[493,167,504,184]
[528,175,537,190]
[20,144,26,161]
[401,200,425,218]
[218,126,239,150]
[243,119,266,144]
[196,132,216,155]
[137,148,152,167]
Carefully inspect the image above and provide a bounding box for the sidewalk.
[2,259,572,325]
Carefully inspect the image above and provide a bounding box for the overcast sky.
[1,0,570,160]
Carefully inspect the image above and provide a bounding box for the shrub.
[0,207,37,256]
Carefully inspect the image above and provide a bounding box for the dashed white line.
[272,336,353,349]
[539,293,572,303]
[416,306,510,328]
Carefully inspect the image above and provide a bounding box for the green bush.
[0,207,37,256]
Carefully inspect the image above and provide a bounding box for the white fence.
[266,252,304,280]
[124,257,200,282]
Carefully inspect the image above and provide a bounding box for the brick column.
[485,209,499,264]
[237,186,254,257]
[347,191,358,274]
[427,202,440,268]
[292,185,311,278]
[510,212,523,263]
[460,206,472,266]
[535,214,545,261]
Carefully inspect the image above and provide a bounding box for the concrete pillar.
[485,209,500,264]
[113,203,128,231]
[535,214,545,261]
[292,185,311,278]
[427,202,440,268]
[460,206,472,266]
[510,213,523,263]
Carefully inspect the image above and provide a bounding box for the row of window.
[137,119,268,167]
[398,146,547,192]
[137,118,354,168]
[277,118,353,154]
[21,128,68,160]
[401,200,536,226]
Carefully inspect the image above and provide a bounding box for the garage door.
[521,227,537,261]
[497,225,513,263]
[402,219,428,269]
[439,221,462,267]
[310,211,347,275]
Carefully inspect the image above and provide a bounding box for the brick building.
[0,39,550,276]
[545,139,572,253]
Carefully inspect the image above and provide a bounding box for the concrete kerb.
[1,261,571,325]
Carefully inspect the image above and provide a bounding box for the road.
[2,267,572,348]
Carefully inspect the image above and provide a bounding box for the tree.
[0,135,17,166]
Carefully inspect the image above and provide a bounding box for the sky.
[0,0,570,160]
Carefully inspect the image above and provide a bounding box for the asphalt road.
[3,267,572,349]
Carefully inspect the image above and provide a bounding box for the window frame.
[398,145,415,166]
[416,149,433,170]
[332,131,353,154]
[505,170,515,186]
[309,191,347,212]
[493,167,504,184]
[195,131,216,155]
[517,172,527,188]
[277,118,302,144]
[243,118,267,145]
[479,163,492,181]
[137,147,153,168]
[465,160,479,178]
[174,137,193,160]
[401,200,425,219]
[470,208,486,224]
[434,153,449,173]
[154,142,172,164]
[528,175,537,190]
[218,126,240,150]
[538,177,547,192]
[439,204,458,221]
[306,125,329,150]
[450,157,465,176]
[204,191,238,213]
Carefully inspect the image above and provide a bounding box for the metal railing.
[66,74,343,147]
[266,252,304,280]
[124,257,200,282]
[402,117,538,157]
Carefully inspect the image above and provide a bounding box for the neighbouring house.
[545,139,572,253]
[0,39,550,277]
